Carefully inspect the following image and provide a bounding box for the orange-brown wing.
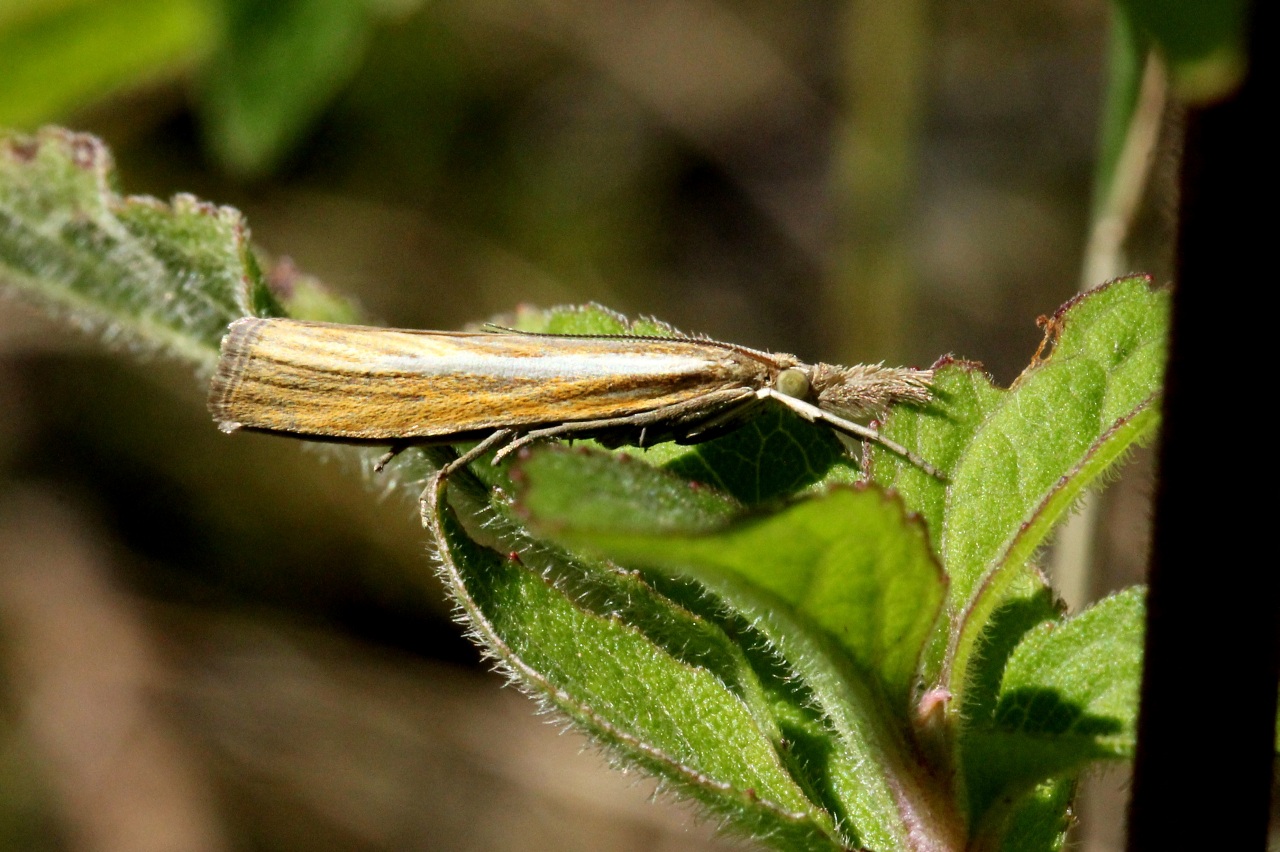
[208,317,773,441]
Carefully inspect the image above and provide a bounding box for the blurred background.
[0,1,1171,849]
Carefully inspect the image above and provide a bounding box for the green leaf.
[0,127,276,370]
[942,280,1164,604]
[0,0,214,127]
[428,474,852,850]
[255,256,365,324]
[958,570,1063,733]
[503,452,961,849]
[662,405,852,506]
[517,456,945,713]
[888,277,1165,708]
[997,587,1144,748]
[508,446,742,534]
[1112,0,1249,102]
[870,358,1003,538]
[963,587,1145,825]
[197,0,398,178]
[992,778,1075,852]
[504,301,637,335]
[436,283,1165,848]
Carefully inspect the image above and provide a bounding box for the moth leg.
[492,411,665,461]
[442,428,518,478]
[673,396,763,442]
[374,441,411,472]
[493,388,756,462]
[418,428,517,526]
[756,387,818,421]
[761,389,945,480]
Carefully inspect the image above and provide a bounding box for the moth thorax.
[774,368,811,400]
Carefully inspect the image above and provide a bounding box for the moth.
[208,315,941,490]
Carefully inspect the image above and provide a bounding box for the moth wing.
[208,318,769,441]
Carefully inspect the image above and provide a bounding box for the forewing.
[208,318,770,441]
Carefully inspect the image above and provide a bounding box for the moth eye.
[774,368,810,400]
